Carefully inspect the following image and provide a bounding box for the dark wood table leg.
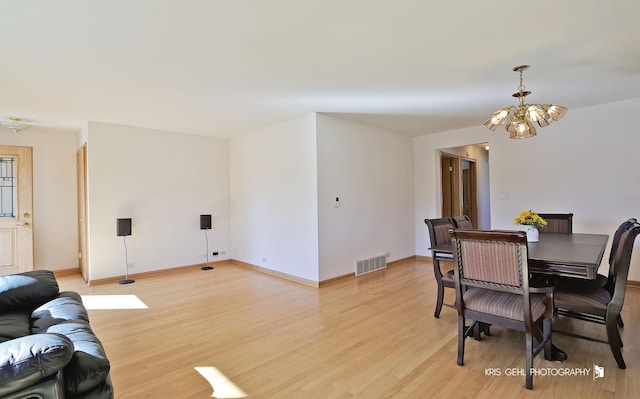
[550,344,568,362]
[532,322,568,362]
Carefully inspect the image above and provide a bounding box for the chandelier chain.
[518,69,525,92]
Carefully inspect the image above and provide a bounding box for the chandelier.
[484,65,567,139]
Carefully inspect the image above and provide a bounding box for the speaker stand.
[119,236,135,284]
[201,229,214,270]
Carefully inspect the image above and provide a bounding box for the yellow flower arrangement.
[513,210,547,226]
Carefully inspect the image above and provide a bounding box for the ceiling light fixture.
[484,65,567,139]
[0,117,31,133]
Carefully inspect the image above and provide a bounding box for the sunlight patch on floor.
[81,295,148,310]
[195,367,247,398]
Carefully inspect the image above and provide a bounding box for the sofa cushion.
[31,291,89,332]
[43,321,111,395]
[0,270,59,313]
[0,311,31,343]
[0,333,74,397]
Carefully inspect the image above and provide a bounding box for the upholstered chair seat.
[463,288,549,321]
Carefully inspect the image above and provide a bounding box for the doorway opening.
[438,144,490,229]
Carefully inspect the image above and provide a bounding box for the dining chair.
[600,217,637,329]
[451,229,554,390]
[535,213,573,233]
[599,218,638,290]
[554,220,640,369]
[557,218,637,327]
[452,215,474,229]
[424,218,456,318]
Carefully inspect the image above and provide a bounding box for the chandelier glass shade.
[0,117,31,133]
[484,65,567,139]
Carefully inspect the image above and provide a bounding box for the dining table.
[527,232,609,280]
[434,232,610,279]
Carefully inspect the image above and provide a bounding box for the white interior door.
[0,145,34,276]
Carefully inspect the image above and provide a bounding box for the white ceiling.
[1,0,639,138]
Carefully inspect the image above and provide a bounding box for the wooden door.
[461,158,478,227]
[77,144,89,281]
[0,146,34,276]
[440,154,460,217]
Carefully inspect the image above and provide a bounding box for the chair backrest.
[424,218,455,249]
[536,213,573,234]
[451,229,529,295]
[608,218,638,270]
[452,215,474,229]
[607,221,640,307]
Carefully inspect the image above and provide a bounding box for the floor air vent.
[355,255,387,276]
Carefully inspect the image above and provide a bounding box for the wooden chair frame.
[554,221,640,369]
[536,213,573,234]
[424,218,456,318]
[451,229,554,389]
[425,216,476,318]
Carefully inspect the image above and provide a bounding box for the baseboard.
[76,254,640,289]
[52,267,81,278]
[388,255,419,265]
[319,273,354,287]
[88,256,425,288]
[318,256,417,287]
[231,260,320,288]
[88,260,230,286]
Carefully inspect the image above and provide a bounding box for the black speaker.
[200,214,212,230]
[117,218,132,236]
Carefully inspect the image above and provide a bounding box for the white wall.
[1,127,80,270]
[415,97,640,281]
[229,114,320,282]
[490,97,640,281]
[86,122,229,280]
[13,97,640,284]
[316,114,415,280]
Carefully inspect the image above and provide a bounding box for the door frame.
[461,157,478,228]
[439,151,478,226]
[77,144,89,281]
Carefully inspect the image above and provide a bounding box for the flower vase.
[518,224,539,242]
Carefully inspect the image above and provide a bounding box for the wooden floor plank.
[56,259,639,398]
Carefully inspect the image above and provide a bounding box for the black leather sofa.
[0,270,113,398]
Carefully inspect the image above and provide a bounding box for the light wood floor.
[56,259,640,398]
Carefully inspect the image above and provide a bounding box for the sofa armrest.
[0,270,60,312]
[0,333,74,397]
